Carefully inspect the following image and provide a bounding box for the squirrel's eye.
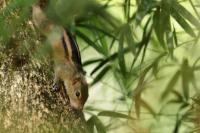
[75,91,80,98]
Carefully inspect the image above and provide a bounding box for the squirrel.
[32,5,88,110]
[52,29,88,110]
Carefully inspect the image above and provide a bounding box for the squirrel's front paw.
[52,83,60,92]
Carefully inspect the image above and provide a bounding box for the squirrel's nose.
[70,100,83,110]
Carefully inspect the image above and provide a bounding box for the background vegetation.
[0,0,200,132]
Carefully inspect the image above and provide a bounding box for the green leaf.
[141,99,156,117]
[130,17,152,69]
[171,8,196,37]
[161,70,181,101]
[173,115,181,133]
[91,65,111,85]
[133,0,157,25]
[76,30,103,54]
[181,59,190,100]
[91,48,130,75]
[83,58,103,66]
[96,32,109,56]
[118,33,126,76]
[166,31,174,56]
[140,17,153,64]
[173,2,200,29]
[172,90,184,103]
[124,0,131,21]
[87,117,95,133]
[125,24,136,55]
[87,115,106,133]
[133,64,153,118]
[173,26,178,47]
[77,23,117,39]
[135,94,141,118]
[98,111,134,120]
[153,7,167,49]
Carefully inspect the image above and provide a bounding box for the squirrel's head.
[66,74,88,110]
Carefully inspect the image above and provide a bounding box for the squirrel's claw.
[52,83,61,92]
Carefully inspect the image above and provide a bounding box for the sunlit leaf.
[87,115,106,133]
[76,30,102,53]
[141,99,156,117]
[133,64,152,118]
[173,26,178,47]
[172,1,200,29]
[91,48,130,75]
[118,32,126,76]
[91,65,111,85]
[133,0,157,25]
[173,115,181,133]
[130,16,152,69]
[153,7,167,49]
[181,59,190,100]
[125,24,136,55]
[83,58,103,66]
[161,70,181,101]
[77,23,116,39]
[171,8,196,37]
[87,117,95,133]
[124,0,131,21]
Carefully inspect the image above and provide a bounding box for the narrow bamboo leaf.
[96,32,109,56]
[124,0,130,21]
[141,99,156,117]
[131,17,152,69]
[91,47,130,75]
[125,24,136,55]
[87,117,95,133]
[173,26,178,47]
[153,7,166,49]
[77,23,117,39]
[193,57,200,67]
[164,10,174,56]
[133,64,153,118]
[140,17,153,64]
[90,59,110,76]
[76,30,103,54]
[161,70,181,101]
[98,10,119,29]
[173,2,200,29]
[172,90,183,102]
[98,111,134,120]
[181,59,190,100]
[133,0,157,25]
[109,35,117,49]
[171,8,196,37]
[165,90,184,105]
[118,33,126,76]
[124,0,128,19]
[83,58,103,66]
[134,53,165,98]
[91,65,111,85]
[179,102,189,111]
[166,31,174,57]
[135,94,141,118]
[152,61,158,77]
[173,115,181,133]
[90,116,106,133]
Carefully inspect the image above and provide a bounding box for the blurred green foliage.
[0,0,200,132]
